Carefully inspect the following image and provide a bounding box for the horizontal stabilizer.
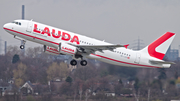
[149,60,175,65]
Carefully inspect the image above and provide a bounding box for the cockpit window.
[12,21,21,26]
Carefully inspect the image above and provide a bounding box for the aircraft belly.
[7,30,16,36]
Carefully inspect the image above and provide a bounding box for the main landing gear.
[70,59,87,66]
[20,40,26,49]
[70,59,77,66]
[80,60,87,66]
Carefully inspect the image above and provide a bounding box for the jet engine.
[44,45,60,55]
[59,43,77,55]
[44,42,78,56]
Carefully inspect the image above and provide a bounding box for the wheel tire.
[70,59,77,66]
[20,45,24,49]
[80,60,87,66]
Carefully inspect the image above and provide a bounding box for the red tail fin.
[142,32,175,60]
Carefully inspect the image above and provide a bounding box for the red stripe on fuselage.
[3,27,59,45]
[61,49,74,55]
[46,50,59,55]
[92,54,161,68]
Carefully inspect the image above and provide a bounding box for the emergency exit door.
[26,21,33,33]
[135,53,141,64]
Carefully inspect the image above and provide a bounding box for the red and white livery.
[3,19,175,68]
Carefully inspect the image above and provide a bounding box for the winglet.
[124,44,129,49]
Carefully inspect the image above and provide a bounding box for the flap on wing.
[80,44,124,49]
[149,60,175,65]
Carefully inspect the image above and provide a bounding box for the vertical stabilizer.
[141,32,175,60]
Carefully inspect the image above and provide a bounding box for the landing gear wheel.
[19,40,26,49]
[80,60,87,66]
[20,45,24,49]
[70,59,77,66]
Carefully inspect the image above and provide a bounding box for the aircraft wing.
[68,43,129,53]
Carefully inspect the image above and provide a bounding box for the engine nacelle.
[44,45,60,55]
[60,43,77,55]
[44,42,77,56]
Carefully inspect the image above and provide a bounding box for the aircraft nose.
[3,23,9,30]
[3,23,12,31]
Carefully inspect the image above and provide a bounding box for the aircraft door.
[134,53,141,64]
[26,21,33,33]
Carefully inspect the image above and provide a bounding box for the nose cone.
[3,23,9,30]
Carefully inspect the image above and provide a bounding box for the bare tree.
[71,78,84,101]
[13,62,27,87]
[85,89,91,101]
[73,66,97,81]
[26,46,46,58]
[47,62,69,81]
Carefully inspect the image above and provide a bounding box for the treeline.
[0,46,180,101]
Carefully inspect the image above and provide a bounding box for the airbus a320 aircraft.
[3,19,175,68]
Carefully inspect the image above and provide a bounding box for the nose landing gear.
[20,40,26,49]
[20,45,25,49]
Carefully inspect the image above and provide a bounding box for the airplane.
[3,19,175,68]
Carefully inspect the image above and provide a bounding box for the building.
[165,46,179,61]
[20,81,49,96]
[0,79,17,96]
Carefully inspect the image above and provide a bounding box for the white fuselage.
[3,20,172,68]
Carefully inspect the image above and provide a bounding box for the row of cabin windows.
[114,50,131,57]
[80,40,94,45]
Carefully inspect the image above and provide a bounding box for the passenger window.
[19,23,21,25]
[15,22,18,25]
